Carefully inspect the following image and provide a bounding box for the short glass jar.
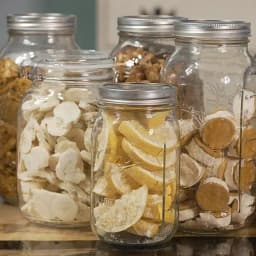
[91,83,179,246]
[161,20,254,233]
[111,15,186,83]
[0,13,79,204]
[17,50,113,227]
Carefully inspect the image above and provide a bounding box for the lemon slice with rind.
[139,111,169,129]
[94,186,148,233]
[118,120,177,156]
[124,165,175,193]
[122,138,176,171]
[93,176,117,198]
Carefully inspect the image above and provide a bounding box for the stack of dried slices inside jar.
[92,109,178,239]
[179,91,256,230]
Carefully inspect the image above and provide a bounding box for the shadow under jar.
[91,83,180,246]
[161,20,254,233]
[111,15,186,83]
[17,50,113,227]
[0,13,79,205]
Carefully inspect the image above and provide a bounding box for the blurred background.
[0,0,256,53]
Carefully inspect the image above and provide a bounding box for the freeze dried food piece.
[237,127,256,159]
[93,175,118,198]
[200,111,236,150]
[20,180,46,202]
[196,177,229,212]
[64,88,94,103]
[0,58,18,79]
[56,148,85,184]
[233,90,255,122]
[53,101,81,124]
[43,116,71,137]
[55,138,78,153]
[178,119,196,145]
[66,128,85,150]
[224,159,239,191]
[76,202,90,221]
[179,200,199,222]
[180,153,205,188]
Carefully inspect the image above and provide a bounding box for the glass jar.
[161,20,254,233]
[111,15,186,83]
[91,83,179,246]
[17,50,113,227]
[0,13,79,204]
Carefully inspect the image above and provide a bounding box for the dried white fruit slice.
[53,101,81,124]
[196,177,229,212]
[23,146,50,171]
[80,150,91,164]
[179,200,198,222]
[30,189,78,222]
[84,127,92,151]
[64,88,93,103]
[56,148,85,184]
[55,139,78,153]
[180,153,205,188]
[200,111,236,150]
[199,209,231,228]
[93,176,117,198]
[122,138,176,171]
[178,119,196,145]
[20,180,45,202]
[38,95,59,112]
[233,90,255,122]
[66,128,85,150]
[43,116,71,137]
[224,159,239,191]
[94,186,148,233]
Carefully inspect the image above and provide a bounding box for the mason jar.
[91,83,179,246]
[110,15,186,83]
[17,50,113,227]
[161,20,254,233]
[0,13,79,204]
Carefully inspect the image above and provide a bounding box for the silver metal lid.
[99,83,176,105]
[118,15,186,35]
[7,13,76,34]
[175,20,251,40]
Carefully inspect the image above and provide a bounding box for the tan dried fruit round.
[238,127,256,159]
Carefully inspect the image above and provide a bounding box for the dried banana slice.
[66,128,85,150]
[180,153,205,188]
[43,116,71,137]
[64,88,93,103]
[55,138,78,153]
[23,146,50,171]
[178,119,196,145]
[196,177,229,212]
[200,111,236,150]
[179,200,198,222]
[53,101,81,124]
[84,127,92,151]
[233,90,255,122]
[38,95,59,112]
[56,148,85,184]
[30,189,78,222]
[20,180,45,202]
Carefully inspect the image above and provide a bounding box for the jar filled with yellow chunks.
[0,13,79,204]
[161,20,254,233]
[17,50,113,227]
[91,84,179,246]
[111,15,186,83]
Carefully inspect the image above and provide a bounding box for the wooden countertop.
[1,204,256,241]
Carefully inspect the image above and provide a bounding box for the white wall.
[97,0,256,54]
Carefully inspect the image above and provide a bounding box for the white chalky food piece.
[233,90,255,122]
[178,119,196,144]
[199,211,231,228]
[39,95,60,112]
[80,150,91,164]
[84,127,92,151]
[55,139,78,153]
[22,97,38,113]
[56,148,85,184]
[179,207,199,222]
[64,88,93,103]
[20,180,45,202]
[43,116,71,137]
[23,146,50,171]
[66,128,85,150]
[224,159,239,191]
[30,189,78,222]
[53,101,81,124]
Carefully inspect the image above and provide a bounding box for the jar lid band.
[118,15,186,35]
[7,13,76,34]
[99,83,177,105]
[174,20,251,40]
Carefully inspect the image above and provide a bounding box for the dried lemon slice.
[122,138,176,171]
[124,165,175,193]
[139,111,169,129]
[118,120,177,156]
[93,176,117,198]
[94,186,148,233]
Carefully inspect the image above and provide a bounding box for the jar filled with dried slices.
[0,13,79,204]
[17,50,113,226]
[91,84,179,245]
[111,15,186,83]
[162,20,254,233]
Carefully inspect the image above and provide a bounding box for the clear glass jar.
[0,13,79,204]
[161,20,254,233]
[111,15,186,83]
[91,84,179,246]
[17,50,113,227]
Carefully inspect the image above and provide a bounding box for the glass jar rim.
[7,13,76,34]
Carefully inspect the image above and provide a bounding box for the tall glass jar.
[17,50,113,227]
[161,20,254,233]
[0,13,79,204]
[111,15,186,83]
[91,84,179,246]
